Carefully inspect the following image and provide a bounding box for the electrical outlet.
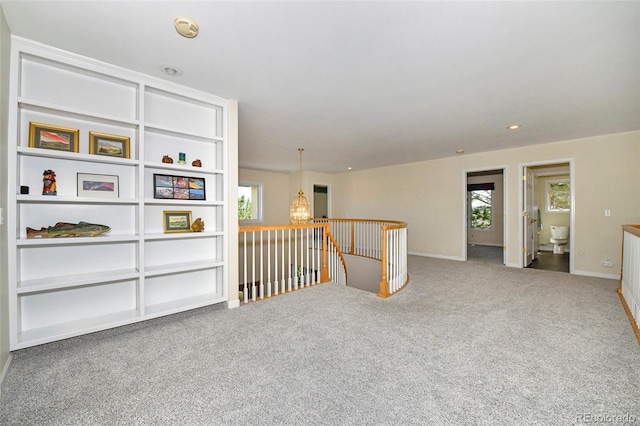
[603,259,613,268]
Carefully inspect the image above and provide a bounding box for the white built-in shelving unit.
[7,37,232,350]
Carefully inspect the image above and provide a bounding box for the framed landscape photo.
[29,122,79,152]
[163,210,192,233]
[154,173,206,201]
[77,173,119,198]
[89,131,130,159]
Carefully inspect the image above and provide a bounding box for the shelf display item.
[153,174,206,200]
[178,152,186,165]
[26,221,111,238]
[29,122,79,152]
[89,131,130,159]
[163,210,192,233]
[42,169,57,195]
[192,159,202,167]
[162,155,174,164]
[191,217,205,232]
[77,173,119,198]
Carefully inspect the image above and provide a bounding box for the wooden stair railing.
[239,219,408,302]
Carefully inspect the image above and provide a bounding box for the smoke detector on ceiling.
[174,17,199,38]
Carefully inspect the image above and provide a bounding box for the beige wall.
[239,168,291,225]
[239,131,639,277]
[239,168,335,225]
[331,131,640,277]
[0,8,11,386]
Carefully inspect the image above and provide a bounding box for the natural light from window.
[239,183,262,222]
[469,189,492,229]
[546,179,571,212]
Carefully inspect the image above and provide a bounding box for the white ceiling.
[1,1,638,173]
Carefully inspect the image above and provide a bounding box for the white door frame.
[518,158,575,273]
[312,183,331,218]
[462,166,508,265]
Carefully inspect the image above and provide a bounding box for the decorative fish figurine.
[26,221,111,238]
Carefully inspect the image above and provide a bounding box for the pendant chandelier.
[290,148,311,224]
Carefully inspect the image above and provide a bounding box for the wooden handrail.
[240,219,408,300]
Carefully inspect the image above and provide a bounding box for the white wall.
[0,6,11,387]
[332,131,640,276]
[227,100,239,306]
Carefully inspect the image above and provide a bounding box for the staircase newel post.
[321,224,330,282]
[350,220,355,254]
[378,227,391,298]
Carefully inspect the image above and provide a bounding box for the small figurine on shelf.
[192,159,202,167]
[42,169,57,196]
[178,152,186,165]
[162,155,174,164]
[191,217,205,232]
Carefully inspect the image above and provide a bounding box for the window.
[467,183,494,230]
[546,179,570,212]
[238,183,262,222]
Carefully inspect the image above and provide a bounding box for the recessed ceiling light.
[174,16,199,38]
[456,149,464,154]
[507,124,522,130]
[347,167,352,170]
[160,64,183,76]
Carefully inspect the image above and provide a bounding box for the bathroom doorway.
[465,168,506,265]
[521,161,573,273]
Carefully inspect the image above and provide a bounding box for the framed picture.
[154,174,206,201]
[89,131,130,159]
[29,122,79,152]
[163,210,192,233]
[77,173,120,198]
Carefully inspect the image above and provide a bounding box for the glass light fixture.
[290,148,311,224]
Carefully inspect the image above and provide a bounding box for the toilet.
[549,226,569,254]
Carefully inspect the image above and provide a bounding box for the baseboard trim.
[0,353,13,395]
[226,299,240,309]
[573,269,620,280]
[408,251,464,262]
[617,289,640,346]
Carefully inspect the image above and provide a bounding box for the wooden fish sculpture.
[26,221,111,238]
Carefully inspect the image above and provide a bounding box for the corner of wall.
[0,5,13,388]
[226,99,239,305]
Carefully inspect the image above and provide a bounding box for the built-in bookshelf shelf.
[8,37,231,350]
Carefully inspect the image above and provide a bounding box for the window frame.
[467,188,493,230]
[238,182,263,223]
[546,178,571,213]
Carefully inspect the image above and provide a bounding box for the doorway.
[465,169,505,265]
[313,184,329,218]
[521,161,573,273]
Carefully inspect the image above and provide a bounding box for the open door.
[523,167,536,266]
[313,185,329,218]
